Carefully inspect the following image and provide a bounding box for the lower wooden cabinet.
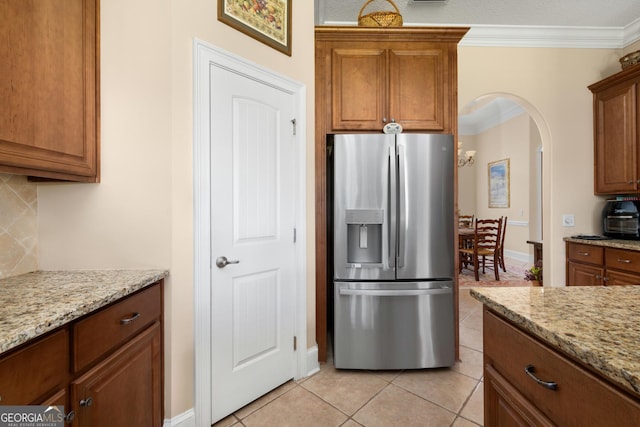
[72,322,162,427]
[484,308,640,425]
[566,241,640,286]
[0,281,163,426]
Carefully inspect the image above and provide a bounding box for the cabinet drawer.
[605,248,640,274]
[73,284,161,372]
[484,309,640,426]
[0,329,68,404]
[568,242,603,264]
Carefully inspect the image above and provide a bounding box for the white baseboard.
[162,346,319,427]
[163,408,195,427]
[505,249,533,264]
[305,345,320,377]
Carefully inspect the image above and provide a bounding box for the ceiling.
[316,0,640,48]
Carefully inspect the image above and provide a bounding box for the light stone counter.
[470,286,640,399]
[564,236,640,251]
[0,270,169,355]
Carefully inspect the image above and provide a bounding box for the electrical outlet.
[562,214,575,227]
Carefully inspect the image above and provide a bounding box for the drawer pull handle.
[524,365,558,390]
[120,312,141,325]
[617,258,632,263]
[578,252,590,256]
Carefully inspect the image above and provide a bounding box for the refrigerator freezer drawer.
[333,281,455,370]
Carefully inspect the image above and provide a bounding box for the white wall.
[37,0,316,419]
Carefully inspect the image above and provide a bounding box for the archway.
[458,93,551,282]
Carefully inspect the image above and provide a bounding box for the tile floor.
[214,288,486,427]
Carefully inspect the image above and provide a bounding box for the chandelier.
[458,141,476,167]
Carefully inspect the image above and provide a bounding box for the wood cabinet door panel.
[605,269,640,286]
[0,0,99,181]
[389,48,445,130]
[568,261,603,286]
[331,48,387,131]
[594,82,637,194]
[484,309,640,426]
[0,329,68,404]
[72,322,162,427]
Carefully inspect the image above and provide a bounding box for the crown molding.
[319,21,640,48]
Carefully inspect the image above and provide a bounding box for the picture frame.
[218,0,292,56]
[488,158,510,208]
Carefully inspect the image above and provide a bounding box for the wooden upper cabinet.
[589,66,640,195]
[0,0,99,182]
[317,27,466,133]
[331,48,387,130]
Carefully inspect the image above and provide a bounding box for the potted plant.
[524,261,542,286]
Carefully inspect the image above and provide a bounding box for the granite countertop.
[564,236,640,251]
[470,286,640,399]
[0,270,169,355]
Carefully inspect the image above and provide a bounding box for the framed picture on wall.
[218,0,292,56]
[488,158,510,208]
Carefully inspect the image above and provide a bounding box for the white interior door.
[209,60,297,423]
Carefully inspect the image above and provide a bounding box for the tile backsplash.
[0,174,37,278]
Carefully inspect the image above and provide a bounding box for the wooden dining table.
[458,227,475,248]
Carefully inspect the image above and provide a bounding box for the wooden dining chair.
[498,216,508,272]
[459,217,503,281]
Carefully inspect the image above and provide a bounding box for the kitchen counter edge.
[469,286,640,399]
[0,269,169,355]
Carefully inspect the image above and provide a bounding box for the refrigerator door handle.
[339,288,452,297]
[388,144,397,270]
[397,143,406,268]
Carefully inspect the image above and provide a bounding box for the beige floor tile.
[234,381,297,419]
[353,384,456,427]
[393,368,480,413]
[341,420,364,427]
[452,345,484,380]
[459,324,484,352]
[460,308,483,331]
[452,416,482,426]
[301,366,388,415]
[242,386,347,427]
[212,414,240,427]
[368,369,403,383]
[460,381,484,425]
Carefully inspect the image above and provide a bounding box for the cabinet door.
[606,269,640,286]
[389,48,446,131]
[593,82,638,194]
[567,261,603,286]
[331,48,387,131]
[0,0,99,182]
[485,364,554,427]
[71,323,161,427]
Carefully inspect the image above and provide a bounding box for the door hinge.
[293,227,297,243]
[293,336,297,351]
[291,118,297,135]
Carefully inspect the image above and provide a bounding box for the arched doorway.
[458,93,549,279]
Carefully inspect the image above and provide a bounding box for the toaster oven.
[602,199,640,240]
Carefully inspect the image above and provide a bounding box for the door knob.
[216,256,240,268]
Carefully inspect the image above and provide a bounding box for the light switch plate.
[562,214,575,227]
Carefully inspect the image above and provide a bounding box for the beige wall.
[462,113,534,258]
[457,136,477,215]
[458,46,622,286]
[37,0,316,420]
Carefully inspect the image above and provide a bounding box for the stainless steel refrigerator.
[331,133,455,370]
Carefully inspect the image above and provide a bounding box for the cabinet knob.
[595,275,602,279]
[80,397,93,407]
[603,277,609,282]
[382,117,387,123]
[65,411,76,423]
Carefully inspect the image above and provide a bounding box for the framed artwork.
[218,0,292,56]
[488,158,510,208]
